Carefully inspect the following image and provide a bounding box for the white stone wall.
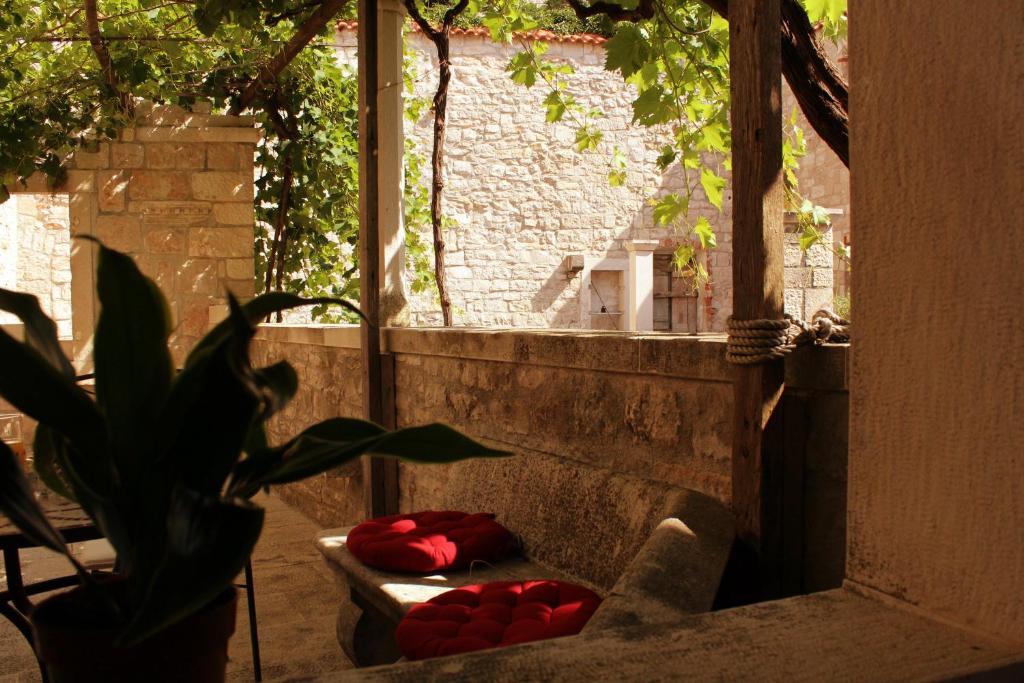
[338,27,848,331]
[0,194,72,337]
[0,198,16,297]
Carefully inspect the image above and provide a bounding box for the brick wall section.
[69,103,258,359]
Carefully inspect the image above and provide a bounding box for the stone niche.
[53,102,260,365]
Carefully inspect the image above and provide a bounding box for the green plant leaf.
[366,423,510,463]
[543,90,567,123]
[0,288,73,376]
[0,439,74,557]
[800,225,823,251]
[693,216,717,249]
[507,51,538,87]
[228,417,388,496]
[32,425,77,502]
[159,296,262,496]
[251,360,298,421]
[574,125,603,152]
[0,327,106,463]
[119,489,264,646]
[187,292,363,369]
[90,240,173,488]
[232,420,508,493]
[700,168,726,210]
[604,24,649,78]
[651,193,688,226]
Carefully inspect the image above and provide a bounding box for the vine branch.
[403,0,471,326]
[566,0,849,167]
[84,0,134,115]
[228,0,350,115]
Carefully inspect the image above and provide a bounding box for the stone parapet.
[252,324,849,588]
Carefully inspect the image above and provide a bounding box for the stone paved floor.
[0,493,352,682]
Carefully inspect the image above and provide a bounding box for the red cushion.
[346,511,516,573]
[395,580,602,660]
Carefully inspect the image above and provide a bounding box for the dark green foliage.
[417,0,613,36]
[0,241,508,645]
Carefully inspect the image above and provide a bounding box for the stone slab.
[309,589,1024,682]
[133,126,261,143]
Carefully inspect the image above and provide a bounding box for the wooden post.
[729,0,787,599]
[358,0,399,518]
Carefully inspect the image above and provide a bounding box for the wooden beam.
[729,0,787,599]
[358,0,399,519]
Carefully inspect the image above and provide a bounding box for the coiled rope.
[726,309,850,365]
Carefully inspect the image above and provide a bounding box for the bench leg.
[338,590,401,667]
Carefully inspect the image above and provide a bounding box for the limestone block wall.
[784,219,834,320]
[336,26,848,331]
[250,326,365,526]
[0,194,72,337]
[254,324,850,592]
[65,104,259,362]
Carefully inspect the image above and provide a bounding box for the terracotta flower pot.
[31,583,237,683]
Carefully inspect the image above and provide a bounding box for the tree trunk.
[84,0,133,115]
[428,31,454,326]
[264,153,294,321]
[567,0,849,167]
[229,0,351,116]
[405,0,470,327]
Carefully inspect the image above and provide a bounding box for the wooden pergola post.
[358,0,399,518]
[729,0,788,598]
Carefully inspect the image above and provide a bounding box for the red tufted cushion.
[346,511,517,574]
[395,580,602,660]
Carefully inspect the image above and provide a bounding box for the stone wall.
[784,217,834,320]
[0,194,72,337]
[250,326,365,526]
[254,325,849,592]
[63,103,259,362]
[336,26,849,331]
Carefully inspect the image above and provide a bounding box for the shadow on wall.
[515,158,728,334]
[529,265,581,328]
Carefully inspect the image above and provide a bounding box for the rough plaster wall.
[337,29,848,331]
[0,195,72,337]
[848,1,1024,643]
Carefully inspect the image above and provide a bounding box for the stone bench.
[315,451,735,666]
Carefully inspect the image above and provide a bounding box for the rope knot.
[726,309,850,365]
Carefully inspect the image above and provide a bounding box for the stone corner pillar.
[66,104,260,368]
[624,239,660,332]
[378,0,410,327]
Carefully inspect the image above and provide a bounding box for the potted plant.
[0,241,506,682]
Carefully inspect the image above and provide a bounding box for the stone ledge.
[312,588,1024,682]
[255,323,362,348]
[250,325,848,390]
[133,126,261,143]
